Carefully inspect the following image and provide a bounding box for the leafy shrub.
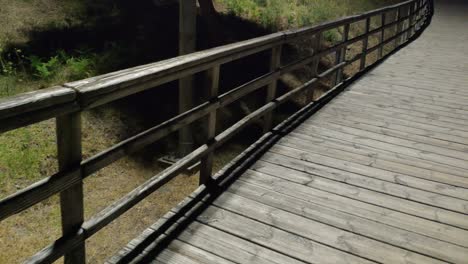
[66,57,93,79]
[29,55,61,79]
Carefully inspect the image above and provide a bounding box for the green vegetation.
[217,0,401,30]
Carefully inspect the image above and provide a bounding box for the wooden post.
[379,13,387,58]
[56,112,85,264]
[360,17,371,71]
[409,3,416,38]
[308,32,322,102]
[334,23,350,85]
[263,45,282,133]
[178,0,197,157]
[414,1,421,32]
[199,66,220,186]
[394,8,402,48]
[401,4,410,42]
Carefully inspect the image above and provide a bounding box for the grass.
[215,0,402,30]
[1,0,402,263]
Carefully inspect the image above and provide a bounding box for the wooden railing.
[0,0,433,263]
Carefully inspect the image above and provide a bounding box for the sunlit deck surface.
[109,1,468,263]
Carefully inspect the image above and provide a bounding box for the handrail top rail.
[0,0,419,125]
[0,86,75,120]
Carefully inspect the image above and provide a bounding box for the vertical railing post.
[409,2,416,38]
[263,45,282,133]
[402,4,411,42]
[178,0,197,157]
[199,66,220,186]
[308,31,322,102]
[379,12,387,58]
[360,17,371,71]
[334,23,350,85]
[56,112,85,264]
[394,7,403,48]
[415,0,422,31]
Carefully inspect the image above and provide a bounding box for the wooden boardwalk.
[109,1,468,263]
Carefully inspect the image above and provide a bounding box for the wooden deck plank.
[238,169,468,247]
[327,101,468,134]
[225,180,468,261]
[339,92,468,121]
[176,222,307,264]
[301,121,468,160]
[155,240,236,264]
[311,112,468,151]
[195,205,375,264]
[295,124,468,170]
[286,131,468,181]
[277,135,468,190]
[210,192,448,264]
[314,104,468,143]
[260,150,468,215]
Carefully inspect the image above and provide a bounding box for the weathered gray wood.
[360,17,371,70]
[264,148,468,213]
[307,32,322,102]
[263,45,282,133]
[0,86,75,120]
[311,111,468,151]
[178,0,197,156]
[379,12,387,58]
[278,135,468,191]
[158,240,236,264]
[176,222,307,264]
[0,86,79,133]
[200,66,220,185]
[0,168,81,221]
[197,206,374,264]
[225,182,468,262]
[303,120,468,161]
[238,169,468,247]
[297,123,468,171]
[320,103,468,143]
[213,191,446,264]
[335,23,350,85]
[56,112,85,264]
[253,157,468,229]
[290,127,468,179]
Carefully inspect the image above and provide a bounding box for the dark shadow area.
[1,0,279,162]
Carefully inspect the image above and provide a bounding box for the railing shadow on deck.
[0,0,434,263]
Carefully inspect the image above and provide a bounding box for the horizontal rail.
[0,0,433,262]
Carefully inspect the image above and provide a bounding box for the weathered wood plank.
[239,168,468,247]
[196,205,375,264]
[312,111,468,151]
[226,180,468,261]
[318,103,468,142]
[263,148,468,212]
[255,156,468,229]
[0,168,81,221]
[212,191,448,263]
[289,129,468,179]
[177,221,306,264]
[283,133,468,188]
[56,112,85,264]
[0,86,76,120]
[301,121,468,161]
[263,45,282,133]
[296,124,468,170]
[199,66,220,185]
